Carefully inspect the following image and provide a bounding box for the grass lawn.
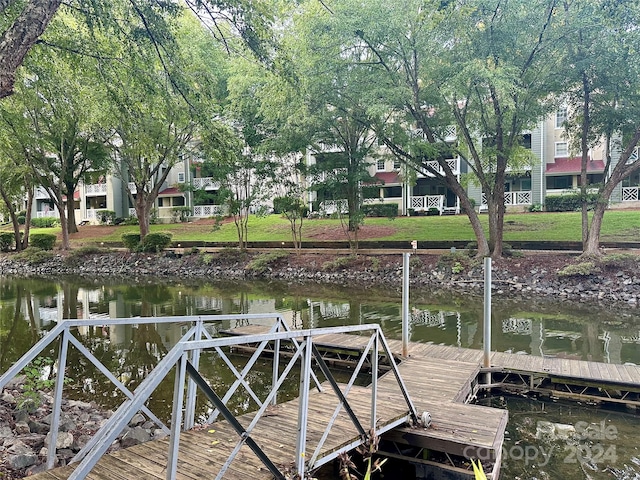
[22,209,640,245]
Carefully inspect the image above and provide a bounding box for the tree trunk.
[0,184,21,251]
[57,191,69,249]
[136,194,151,239]
[67,197,78,234]
[580,71,591,249]
[455,186,490,257]
[0,0,62,99]
[583,201,605,256]
[486,167,507,259]
[22,189,33,249]
[583,181,616,256]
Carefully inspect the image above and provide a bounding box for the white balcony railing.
[84,209,109,221]
[128,208,137,217]
[422,158,459,176]
[319,200,348,215]
[193,205,224,217]
[410,195,444,211]
[622,187,640,202]
[84,183,107,195]
[480,191,532,208]
[36,210,59,218]
[192,177,220,190]
[128,182,136,194]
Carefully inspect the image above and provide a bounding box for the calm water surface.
[1,276,639,479]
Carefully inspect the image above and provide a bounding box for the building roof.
[374,172,401,185]
[545,157,605,175]
[158,187,184,196]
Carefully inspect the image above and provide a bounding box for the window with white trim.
[555,108,567,129]
[177,172,185,183]
[376,159,385,171]
[393,159,401,170]
[555,142,569,157]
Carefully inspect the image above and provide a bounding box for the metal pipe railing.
[1,315,421,480]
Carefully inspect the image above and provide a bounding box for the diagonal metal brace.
[311,344,367,437]
[185,361,286,480]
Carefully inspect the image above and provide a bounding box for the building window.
[555,142,568,158]
[178,172,185,183]
[376,159,385,171]
[555,108,567,129]
[393,159,401,170]
[546,175,572,190]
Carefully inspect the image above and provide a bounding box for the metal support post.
[295,337,313,478]
[184,320,202,430]
[48,328,70,469]
[167,353,187,480]
[483,257,492,385]
[370,333,379,432]
[402,252,410,357]
[272,336,280,406]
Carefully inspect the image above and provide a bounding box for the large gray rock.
[45,431,74,450]
[120,426,151,448]
[128,413,146,427]
[8,453,38,469]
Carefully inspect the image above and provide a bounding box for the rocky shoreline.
[0,376,166,479]
[1,249,640,308]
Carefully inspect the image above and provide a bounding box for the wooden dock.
[29,325,640,480]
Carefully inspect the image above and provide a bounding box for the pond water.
[1,275,640,479]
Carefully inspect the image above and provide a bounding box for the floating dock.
[28,322,640,480]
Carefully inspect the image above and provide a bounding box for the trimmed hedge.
[545,193,599,212]
[121,233,141,251]
[141,232,173,253]
[361,204,398,218]
[0,232,15,252]
[30,233,56,250]
[31,217,58,228]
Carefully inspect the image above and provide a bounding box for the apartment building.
[367,110,639,215]
[30,109,640,224]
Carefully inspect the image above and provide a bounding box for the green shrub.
[64,245,109,265]
[14,247,54,264]
[557,261,600,277]
[122,216,139,225]
[437,251,474,273]
[361,204,398,218]
[97,210,117,225]
[215,247,248,262]
[121,233,141,251]
[321,256,354,272]
[17,215,26,225]
[246,251,289,274]
[140,232,173,253]
[545,192,599,212]
[30,233,56,250]
[528,203,543,212]
[426,207,440,216]
[600,253,639,268]
[30,217,58,228]
[0,232,15,252]
[171,206,192,223]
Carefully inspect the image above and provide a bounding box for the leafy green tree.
[0,24,111,249]
[0,156,35,251]
[297,0,562,257]
[97,7,226,239]
[559,0,640,256]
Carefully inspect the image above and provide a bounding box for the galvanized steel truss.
[0,314,419,479]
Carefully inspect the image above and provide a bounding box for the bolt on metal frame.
[1,315,420,479]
